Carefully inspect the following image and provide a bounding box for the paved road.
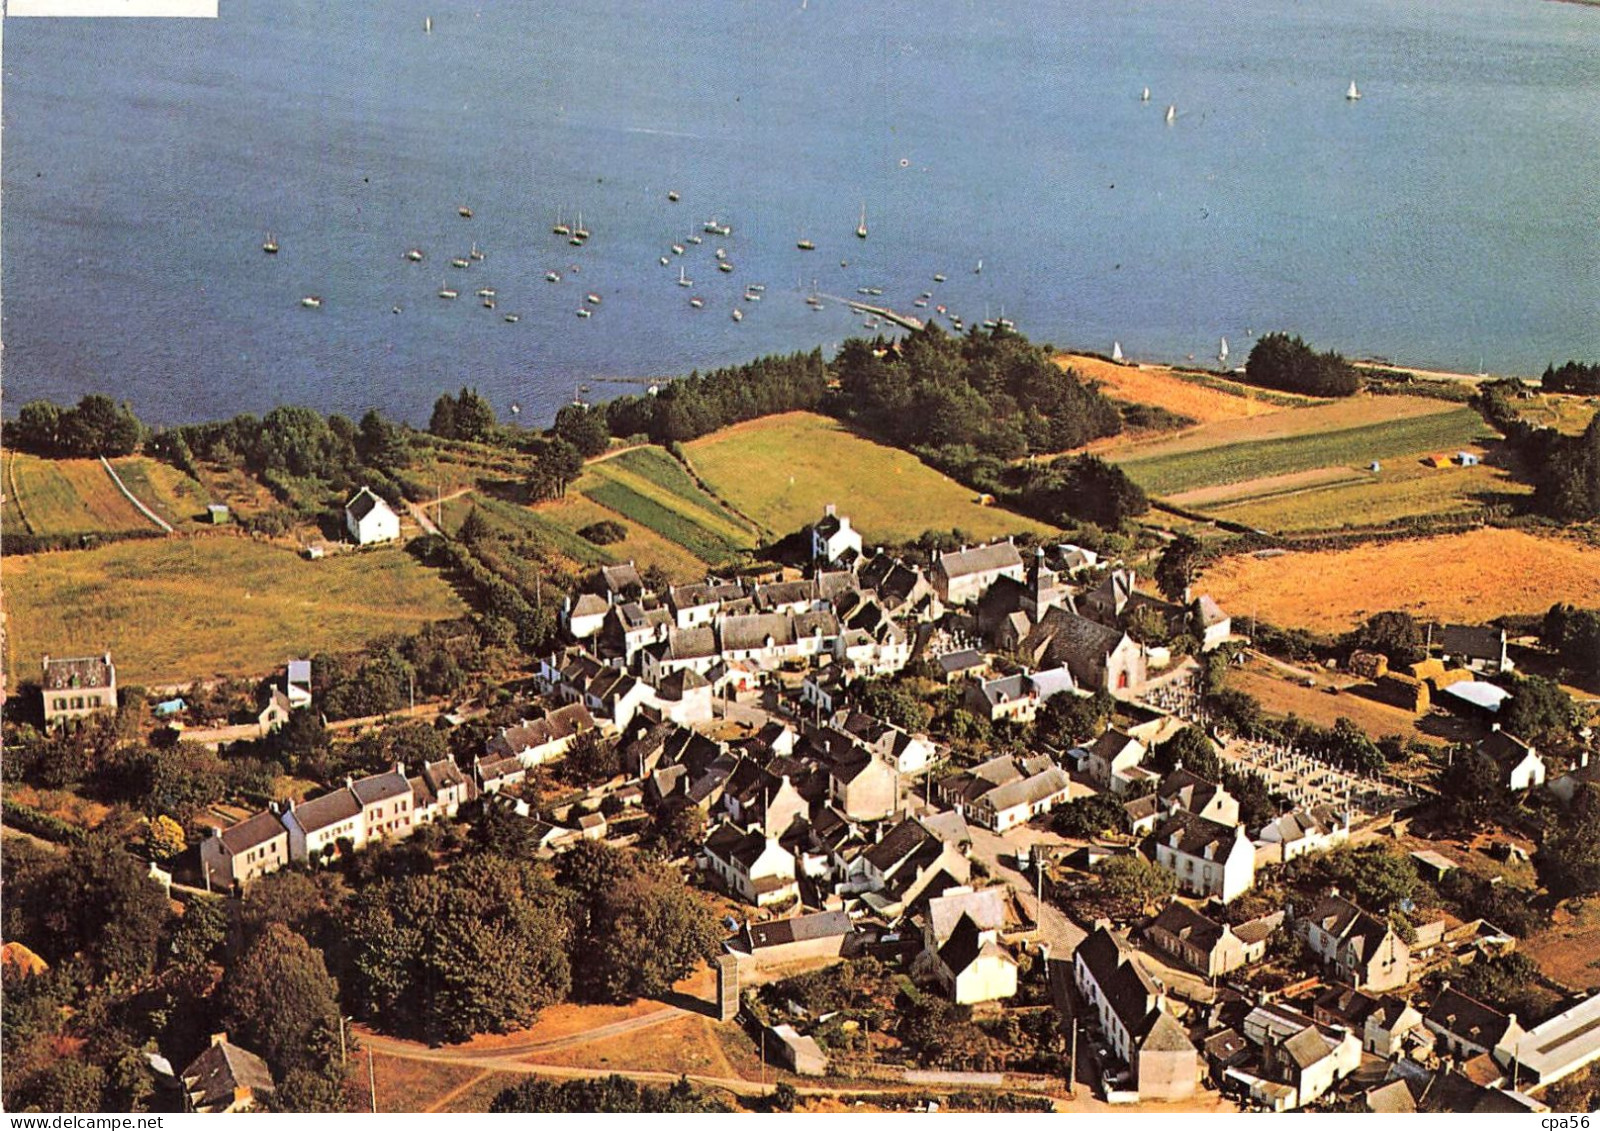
[964,823,1085,957]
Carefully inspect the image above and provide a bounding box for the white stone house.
[344,486,400,545]
[1153,812,1255,903]
[811,505,863,564]
[932,540,1025,605]
[700,823,799,907]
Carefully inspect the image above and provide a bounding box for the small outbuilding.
[206,503,231,524]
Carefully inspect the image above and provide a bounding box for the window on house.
[72,697,84,710]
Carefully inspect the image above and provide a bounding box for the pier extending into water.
[815,293,926,332]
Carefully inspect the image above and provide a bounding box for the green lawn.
[109,457,209,528]
[684,412,1052,544]
[1111,408,1492,496]
[4,536,466,686]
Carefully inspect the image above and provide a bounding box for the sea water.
[3,0,1597,427]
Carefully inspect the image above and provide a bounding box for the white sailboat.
[1218,337,1230,365]
[855,204,868,240]
[1112,341,1124,363]
[424,15,432,34]
[1165,104,1177,124]
[1141,87,1150,102]
[1346,80,1361,101]
[677,266,691,287]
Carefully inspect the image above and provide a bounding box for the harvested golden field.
[1226,663,1478,747]
[1057,354,1286,423]
[6,454,153,536]
[1201,529,1600,633]
[528,1015,732,1076]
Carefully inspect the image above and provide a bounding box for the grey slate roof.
[745,909,851,950]
[218,809,287,855]
[937,540,1022,580]
[42,654,115,690]
[181,1039,275,1110]
[290,787,361,833]
[344,486,388,522]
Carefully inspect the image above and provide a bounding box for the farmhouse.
[810,504,863,564]
[180,1034,275,1114]
[964,666,1077,724]
[1073,926,1199,1102]
[1432,623,1512,674]
[1153,812,1255,903]
[932,540,1025,605]
[344,486,400,545]
[1297,894,1412,992]
[41,653,117,729]
[1475,729,1545,792]
[699,824,798,907]
[1256,804,1348,864]
[729,909,853,966]
[201,808,290,892]
[1143,899,1277,978]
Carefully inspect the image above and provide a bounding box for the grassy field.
[1517,393,1598,436]
[1198,449,1532,533]
[4,536,466,686]
[579,447,757,565]
[1111,406,1491,497]
[6,454,157,536]
[1200,528,1600,634]
[684,412,1052,543]
[110,457,210,528]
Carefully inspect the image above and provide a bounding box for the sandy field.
[1200,528,1600,633]
[1055,354,1289,423]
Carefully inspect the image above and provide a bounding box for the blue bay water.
[3,0,1597,428]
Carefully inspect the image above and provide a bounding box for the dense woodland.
[1242,333,1361,397]
[1542,361,1600,396]
[1473,379,1600,521]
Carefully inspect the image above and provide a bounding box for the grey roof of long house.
[721,613,796,651]
[745,909,851,950]
[928,887,1007,943]
[937,649,985,676]
[181,1040,276,1110]
[350,770,410,807]
[664,626,719,660]
[937,541,1022,580]
[1155,811,1242,859]
[1436,623,1506,659]
[1426,987,1513,1047]
[979,767,1070,813]
[290,787,361,833]
[1076,927,1162,1041]
[219,809,287,854]
[1146,899,1228,954]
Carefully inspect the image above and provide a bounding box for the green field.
[1207,457,1532,533]
[578,447,758,567]
[109,457,210,528]
[684,412,1053,543]
[6,454,153,536]
[4,537,466,686]
[1111,408,1492,496]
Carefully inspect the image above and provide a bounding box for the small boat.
[586,292,601,305]
[688,297,703,309]
[438,281,457,299]
[1218,337,1230,365]
[973,260,982,274]
[935,304,946,314]
[715,248,727,260]
[913,298,928,308]
[731,308,743,322]
[857,287,874,295]
[671,244,685,255]
[1346,80,1361,101]
[660,256,671,266]
[1165,104,1176,124]
[1112,341,1125,363]
[553,210,570,236]
[703,217,724,234]
[405,248,424,262]
[503,313,519,323]
[1141,86,1150,102]
[667,190,680,202]
[300,295,321,308]
[919,291,932,299]
[574,212,590,240]
[476,287,496,298]
[393,305,401,314]
[579,383,591,393]
[546,270,562,283]
[469,243,484,261]
[797,238,815,251]
[866,287,882,296]
[511,403,521,415]
[482,298,495,309]
[576,308,591,318]
[262,233,278,254]
[424,15,432,33]
[718,261,734,273]
[678,266,692,287]
[933,273,946,283]
[748,284,766,292]
[451,257,469,268]
[855,204,868,240]
[569,234,583,247]
[687,234,703,245]
[458,205,473,218]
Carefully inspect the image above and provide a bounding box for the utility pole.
[367,1047,377,1113]
[1068,1019,1078,1096]
[339,1016,347,1066]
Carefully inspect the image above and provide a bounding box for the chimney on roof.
[1491,723,1501,732]
[345,777,354,790]
[210,1032,229,1048]
[825,503,836,517]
